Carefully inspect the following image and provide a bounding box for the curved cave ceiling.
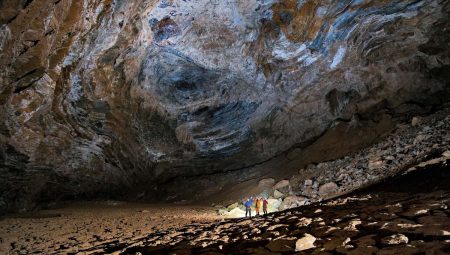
[0,0,449,211]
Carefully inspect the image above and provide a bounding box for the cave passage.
[0,0,449,254]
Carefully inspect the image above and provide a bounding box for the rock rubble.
[67,160,449,255]
[219,107,450,216]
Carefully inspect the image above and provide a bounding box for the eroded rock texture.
[0,0,449,212]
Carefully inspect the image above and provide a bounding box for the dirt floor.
[0,203,222,254]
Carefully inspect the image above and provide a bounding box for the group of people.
[244,197,268,218]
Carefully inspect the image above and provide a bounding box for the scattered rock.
[304,179,313,186]
[344,219,362,231]
[295,234,316,252]
[296,217,312,227]
[411,117,422,126]
[368,159,384,170]
[381,234,409,245]
[279,196,307,210]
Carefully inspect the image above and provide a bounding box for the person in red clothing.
[263,198,268,215]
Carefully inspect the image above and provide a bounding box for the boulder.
[222,207,246,218]
[279,196,307,210]
[273,190,285,199]
[273,180,290,194]
[289,175,303,192]
[267,198,281,212]
[302,185,318,198]
[258,178,275,188]
[318,182,339,197]
[295,234,316,252]
[226,202,239,211]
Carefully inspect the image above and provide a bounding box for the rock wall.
[0,0,449,212]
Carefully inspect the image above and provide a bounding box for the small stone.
[296,217,312,227]
[381,234,409,245]
[344,219,362,231]
[385,155,395,161]
[368,159,384,170]
[411,116,422,126]
[304,179,313,186]
[295,234,316,252]
[414,134,428,144]
[414,209,429,216]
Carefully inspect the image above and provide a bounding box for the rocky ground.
[95,161,450,255]
[0,204,221,255]
[215,107,450,217]
[1,159,448,255]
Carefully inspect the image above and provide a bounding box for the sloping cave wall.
[0,0,449,213]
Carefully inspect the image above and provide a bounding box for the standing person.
[245,198,253,218]
[263,198,268,215]
[255,197,261,216]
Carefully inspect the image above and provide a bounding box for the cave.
[0,0,449,254]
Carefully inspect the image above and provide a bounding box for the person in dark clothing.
[263,198,268,215]
[244,197,253,218]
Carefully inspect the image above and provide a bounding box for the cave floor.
[0,204,221,255]
[118,162,450,255]
[1,162,449,255]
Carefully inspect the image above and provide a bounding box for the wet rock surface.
[0,0,449,212]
